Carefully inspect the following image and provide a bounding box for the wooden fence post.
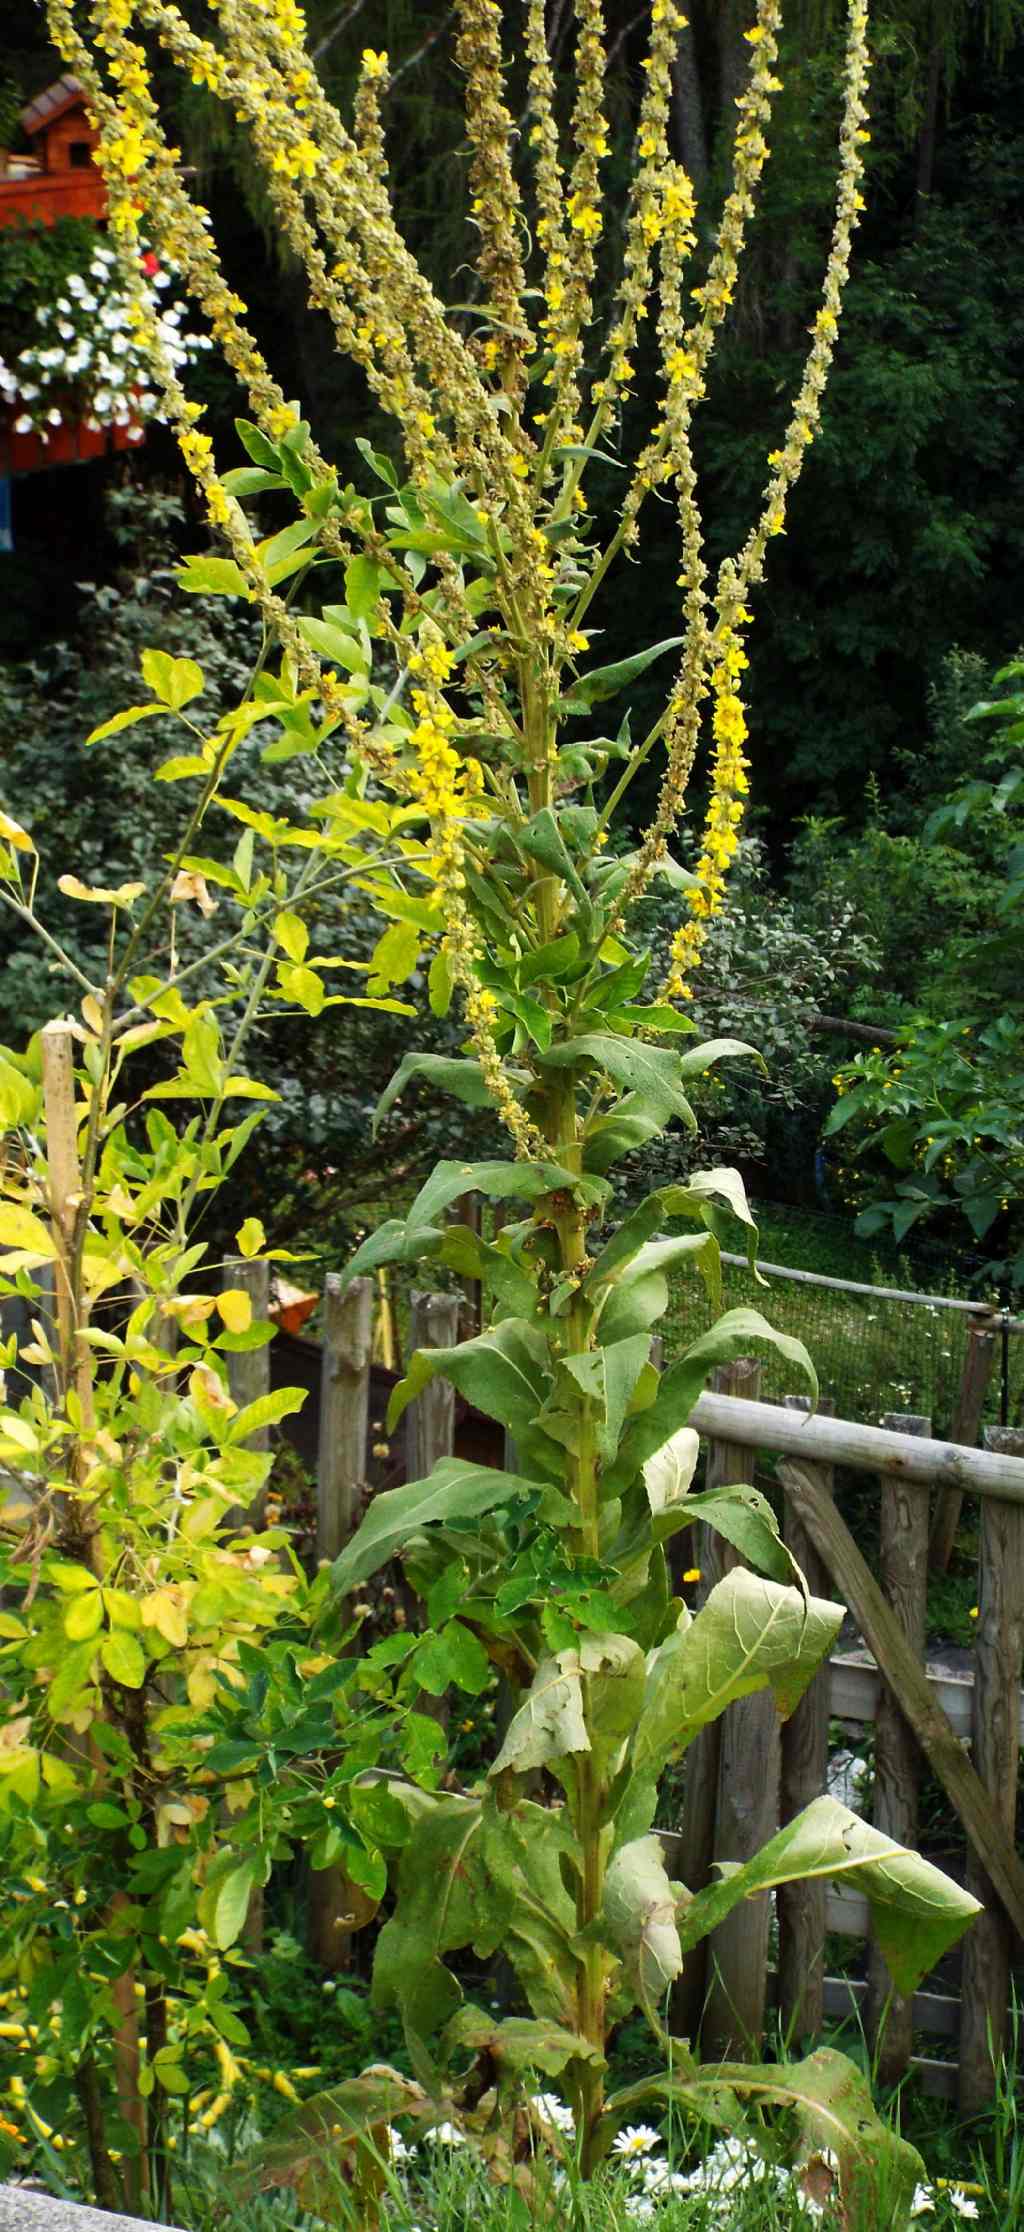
[317,1275,373,1563]
[222,1255,270,1526]
[865,1412,931,2086]
[778,1394,835,2045]
[309,1275,374,1974]
[405,1292,460,1483]
[674,1359,776,2056]
[930,1314,998,1573]
[451,1194,483,1341]
[958,1424,1024,2116]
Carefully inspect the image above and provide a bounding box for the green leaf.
[562,637,684,713]
[177,555,251,598]
[539,1036,697,1128]
[516,808,587,903]
[441,2007,601,2096]
[372,1789,490,2033]
[428,948,452,1016]
[346,554,385,622]
[586,1169,756,1291]
[558,1332,650,1461]
[489,1651,589,1777]
[618,1575,842,1845]
[213,1861,257,1951]
[603,1834,682,2008]
[405,1157,607,1235]
[373,1054,492,1133]
[479,1798,579,2027]
[141,648,204,711]
[0,1055,37,1128]
[274,910,309,962]
[607,1306,815,1494]
[387,1318,550,1446]
[684,1483,794,1583]
[243,2068,431,2207]
[679,1794,980,1994]
[226,1386,307,1442]
[100,1631,146,1689]
[332,1458,546,1596]
[295,615,368,672]
[235,417,281,471]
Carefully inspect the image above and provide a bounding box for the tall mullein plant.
[47,0,978,2218]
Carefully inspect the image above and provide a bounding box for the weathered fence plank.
[866,1413,931,2083]
[777,1456,1024,1947]
[959,1425,1024,2115]
[317,1274,373,1562]
[405,1291,460,1484]
[689,1392,1024,1503]
[930,1314,998,1573]
[778,1395,834,2043]
[310,1273,374,1974]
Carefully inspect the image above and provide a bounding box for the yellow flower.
[361,48,390,79]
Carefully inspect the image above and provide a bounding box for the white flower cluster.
[0,236,211,443]
[384,2107,982,2227]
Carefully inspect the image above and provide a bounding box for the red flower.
[140,251,160,277]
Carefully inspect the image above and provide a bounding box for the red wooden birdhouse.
[0,77,107,230]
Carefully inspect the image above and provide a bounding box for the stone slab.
[0,2190,185,2232]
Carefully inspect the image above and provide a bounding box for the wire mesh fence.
[664,1199,1023,1436]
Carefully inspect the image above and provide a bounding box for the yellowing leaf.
[65,1589,104,1642]
[0,811,35,853]
[0,1057,37,1128]
[274,910,309,963]
[85,704,163,746]
[100,1630,146,1689]
[141,648,205,711]
[58,875,146,908]
[236,1217,265,1258]
[141,1588,189,1649]
[277,963,325,1016]
[0,1206,55,1259]
[218,1288,253,1335]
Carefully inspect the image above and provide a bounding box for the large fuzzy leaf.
[332,1458,547,1595]
[618,1574,842,1845]
[478,1798,579,2028]
[241,2066,434,2209]
[489,1651,589,1777]
[372,1790,497,2034]
[586,1170,758,1292]
[387,1319,551,1445]
[539,1035,697,1128]
[406,1157,608,1235]
[605,1307,816,1493]
[603,1834,683,2009]
[373,1053,496,1132]
[556,1332,651,1461]
[678,1794,980,1994]
[608,2048,925,2230]
[442,2006,602,2100]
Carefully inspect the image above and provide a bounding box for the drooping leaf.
[332,1459,547,1596]
[489,1650,589,1777]
[387,1319,551,1446]
[678,1794,980,1994]
[242,2066,432,2207]
[373,1054,495,1133]
[562,637,684,712]
[603,1835,683,2008]
[618,1575,843,1844]
[606,1307,816,1494]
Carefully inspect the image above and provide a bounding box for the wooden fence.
[248,1270,1024,2110]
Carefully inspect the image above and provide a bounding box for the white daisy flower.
[624,2200,656,2224]
[424,2121,465,2147]
[613,2124,660,2161]
[531,2092,575,2135]
[910,2189,935,2217]
[948,2194,979,2221]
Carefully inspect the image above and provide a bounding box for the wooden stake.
[317,1275,373,1562]
[778,1395,835,2045]
[866,1414,931,2084]
[959,1426,1024,2116]
[930,1315,998,1573]
[405,1291,460,1483]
